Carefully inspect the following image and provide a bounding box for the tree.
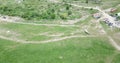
[93,0,102,4]
[86,0,88,3]
[86,0,102,4]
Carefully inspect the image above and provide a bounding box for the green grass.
[112,53,120,63]
[0,0,119,63]
[0,37,115,63]
[0,22,80,41]
[27,35,51,41]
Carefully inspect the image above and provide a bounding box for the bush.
[0,0,75,20]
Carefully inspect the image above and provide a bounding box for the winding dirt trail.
[0,15,82,27]
[60,15,89,24]
[0,35,27,43]
[29,35,96,44]
[108,36,120,51]
[0,35,96,44]
[67,3,98,10]
[6,21,79,27]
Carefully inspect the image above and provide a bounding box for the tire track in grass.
[28,35,96,44]
[108,36,120,51]
[0,35,96,44]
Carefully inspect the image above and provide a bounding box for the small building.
[93,13,102,19]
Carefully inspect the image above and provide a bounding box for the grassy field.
[0,20,120,63]
[0,17,106,42]
[0,0,120,63]
[112,53,120,63]
[0,22,80,41]
[0,37,116,63]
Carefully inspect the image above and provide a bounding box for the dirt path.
[60,15,89,24]
[0,20,79,27]
[0,15,80,27]
[0,15,23,22]
[0,14,89,27]
[67,3,120,51]
[68,3,120,28]
[0,35,27,43]
[96,17,120,51]
[49,0,59,3]
[67,3,98,10]
[0,35,96,44]
[98,18,120,51]
[31,35,96,44]
[108,36,120,50]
